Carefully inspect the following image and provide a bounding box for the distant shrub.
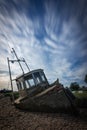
[70,82,80,91]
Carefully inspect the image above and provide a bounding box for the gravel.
[0,94,87,130]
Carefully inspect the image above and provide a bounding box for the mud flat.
[0,94,87,130]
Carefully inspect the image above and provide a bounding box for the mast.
[12,48,24,74]
[23,58,30,72]
[7,57,14,102]
[12,48,30,73]
[7,48,30,102]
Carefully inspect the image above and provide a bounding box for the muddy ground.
[0,94,87,130]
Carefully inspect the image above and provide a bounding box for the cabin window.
[34,72,41,84]
[17,82,22,90]
[21,82,24,89]
[25,80,29,88]
[17,82,20,90]
[28,79,35,87]
[41,74,46,82]
[40,72,46,82]
[17,81,24,90]
[25,74,35,87]
[36,77,40,83]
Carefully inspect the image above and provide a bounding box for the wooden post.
[7,57,14,102]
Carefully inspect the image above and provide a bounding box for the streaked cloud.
[0,0,87,90]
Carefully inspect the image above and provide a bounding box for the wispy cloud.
[0,0,87,90]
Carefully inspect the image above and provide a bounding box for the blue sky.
[0,0,87,90]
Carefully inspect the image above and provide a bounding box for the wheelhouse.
[16,69,49,97]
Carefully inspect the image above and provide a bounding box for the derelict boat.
[8,48,77,113]
[14,69,77,113]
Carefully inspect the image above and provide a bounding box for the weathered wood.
[15,85,77,113]
[35,85,57,97]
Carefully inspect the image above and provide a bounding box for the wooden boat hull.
[15,86,77,113]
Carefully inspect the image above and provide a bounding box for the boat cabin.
[16,69,49,97]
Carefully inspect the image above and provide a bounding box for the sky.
[0,0,87,90]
